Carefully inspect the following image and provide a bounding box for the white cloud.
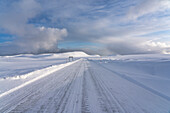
[97,37,170,55]
[0,0,67,54]
[127,0,170,20]
[16,27,67,53]
[0,0,170,55]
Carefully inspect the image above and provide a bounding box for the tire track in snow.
[59,59,84,113]
[3,58,165,113]
[36,59,83,113]
[27,61,83,113]
[1,64,75,113]
[87,60,126,113]
[81,62,91,113]
[0,60,83,113]
[36,61,83,113]
[54,64,81,113]
[37,68,77,113]
[93,60,170,101]
[81,60,109,113]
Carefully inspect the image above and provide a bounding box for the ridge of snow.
[0,51,95,58]
[0,59,81,97]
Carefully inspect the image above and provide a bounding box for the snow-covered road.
[0,59,170,113]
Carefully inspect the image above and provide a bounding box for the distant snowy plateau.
[0,51,170,113]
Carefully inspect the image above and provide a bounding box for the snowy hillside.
[1,51,91,58]
[51,51,90,58]
[0,51,94,79]
[0,53,170,113]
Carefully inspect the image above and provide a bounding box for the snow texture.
[0,52,170,113]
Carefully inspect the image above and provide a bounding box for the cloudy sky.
[0,0,170,55]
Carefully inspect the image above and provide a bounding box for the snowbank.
[0,59,80,97]
[0,51,96,78]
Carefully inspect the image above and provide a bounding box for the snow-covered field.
[0,52,170,113]
[0,51,89,78]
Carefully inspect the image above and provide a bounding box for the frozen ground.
[0,52,170,113]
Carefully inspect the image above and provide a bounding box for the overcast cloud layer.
[0,0,170,55]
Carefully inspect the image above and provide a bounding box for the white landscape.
[0,51,169,113]
[1,0,170,113]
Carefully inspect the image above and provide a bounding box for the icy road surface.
[0,59,170,113]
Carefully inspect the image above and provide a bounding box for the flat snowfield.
[0,52,170,113]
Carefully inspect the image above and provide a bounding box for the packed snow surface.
[0,52,170,113]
